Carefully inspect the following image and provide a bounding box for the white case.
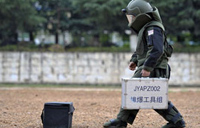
[121,78,168,109]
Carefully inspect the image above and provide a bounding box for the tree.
[70,0,130,46]
[0,0,45,44]
[37,0,73,44]
[151,0,200,42]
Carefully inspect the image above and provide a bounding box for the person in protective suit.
[103,0,186,128]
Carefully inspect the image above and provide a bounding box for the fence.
[0,52,199,86]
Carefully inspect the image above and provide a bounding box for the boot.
[103,108,139,128]
[155,101,186,128]
[162,120,185,128]
[103,119,127,128]
[116,108,139,125]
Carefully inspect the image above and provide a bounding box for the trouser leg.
[155,101,185,127]
[117,108,139,124]
[103,108,138,127]
[104,68,140,127]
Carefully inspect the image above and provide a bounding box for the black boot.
[155,101,186,128]
[162,120,185,128]
[103,119,127,128]
[103,108,139,128]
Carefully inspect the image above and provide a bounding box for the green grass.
[0,83,121,88]
[66,46,130,52]
[0,83,66,88]
[0,84,199,92]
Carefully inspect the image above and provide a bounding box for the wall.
[0,52,199,86]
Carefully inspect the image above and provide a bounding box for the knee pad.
[167,101,183,124]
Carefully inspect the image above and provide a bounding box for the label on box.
[121,78,168,109]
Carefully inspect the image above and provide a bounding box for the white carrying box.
[121,78,168,109]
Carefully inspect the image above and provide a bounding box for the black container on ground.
[41,102,75,128]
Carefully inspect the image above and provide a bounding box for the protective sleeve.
[143,27,164,71]
[130,52,138,65]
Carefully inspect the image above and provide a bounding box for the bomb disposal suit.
[103,0,186,128]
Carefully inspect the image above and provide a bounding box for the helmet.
[122,0,153,16]
[122,0,154,33]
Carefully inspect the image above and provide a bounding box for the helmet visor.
[126,15,135,24]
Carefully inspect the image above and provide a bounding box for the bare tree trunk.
[29,31,34,42]
[55,32,59,44]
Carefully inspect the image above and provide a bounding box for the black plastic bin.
[41,102,75,128]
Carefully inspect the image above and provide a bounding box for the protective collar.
[128,13,152,33]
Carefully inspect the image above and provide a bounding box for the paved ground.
[0,87,200,128]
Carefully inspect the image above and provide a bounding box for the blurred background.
[0,0,200,52]
[0,0,200,86]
